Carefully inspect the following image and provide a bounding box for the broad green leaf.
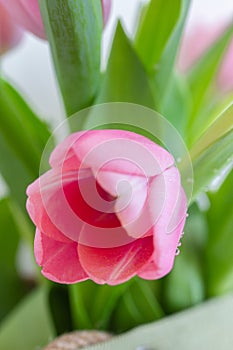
[154,0,191,106]
[69,280,131,331]
[0,79,51,207]
[160,72,192,138]
[112,278,164,333]
[69,281,96,329]
[134,0,181,72]
[97,21,155,108]
[187,22,233,144]
[182,104,233,201]
[206,169,233,296]
[0,287,55,350]
[191,129,233,200]
[91,282,132,329]
[0,198,30,321]
[162,204,207,313]
[39,0,102,116]
[49,285,73,335]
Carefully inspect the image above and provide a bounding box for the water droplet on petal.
[177,242,182,247]
[175,248,180,256]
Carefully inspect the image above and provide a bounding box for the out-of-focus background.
[1,0,233,124]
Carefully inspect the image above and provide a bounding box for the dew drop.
[175,248,180,256]
[177,242,182,247]
[176,157,182,163]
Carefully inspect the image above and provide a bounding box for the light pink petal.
[78,236,153,285]
[138,167,187,280]
[49,132,86,170]
[95,165,150,239]
[74,130,174,177]
[0,0,45,39]
[35,229,88,284]
[0,4,23,54]
[51,130,174,178]
[101,0,111,25]
[115,173,167,239]
[138,217,186,280]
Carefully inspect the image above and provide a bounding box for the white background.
[1,0,233,124]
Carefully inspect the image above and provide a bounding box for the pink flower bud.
[26,130,187,285]
[0,3,23,54]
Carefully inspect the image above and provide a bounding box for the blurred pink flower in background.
[0,0,45,39]
[102,0,112,25]
[0,3,23,54]
[26,130,187,286]
[0,0,111,43]
[178,23,233,93]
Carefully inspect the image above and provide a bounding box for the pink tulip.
[0,0,111,41]
[0,3,23,54]
[178,24,233,92]
[0,0,45,39]
[26,130,187,285]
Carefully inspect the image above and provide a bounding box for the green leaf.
[69,281,96,329]
[187,104,233,200]
[91,282,132,329]
[160,72,192,137]
[112,278,164,333]
[0,79,51,207]
[69,280,131,331]
[39,0,102,116]
[186,22,233,144]
[206,169,233,296]
[134,0,181,72]
[0,287,55,350]
[97,21,155,108]
[154,0,191,106]
[49,285,73,335]
[0,198,30,321]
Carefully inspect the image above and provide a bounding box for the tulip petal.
[138,167,187,279]
[49,130,174,176]
[35,229,88,284]
[138,217,186,279]
[49,132,86,170]
[78,236,153,285]
[27,167,129,245]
